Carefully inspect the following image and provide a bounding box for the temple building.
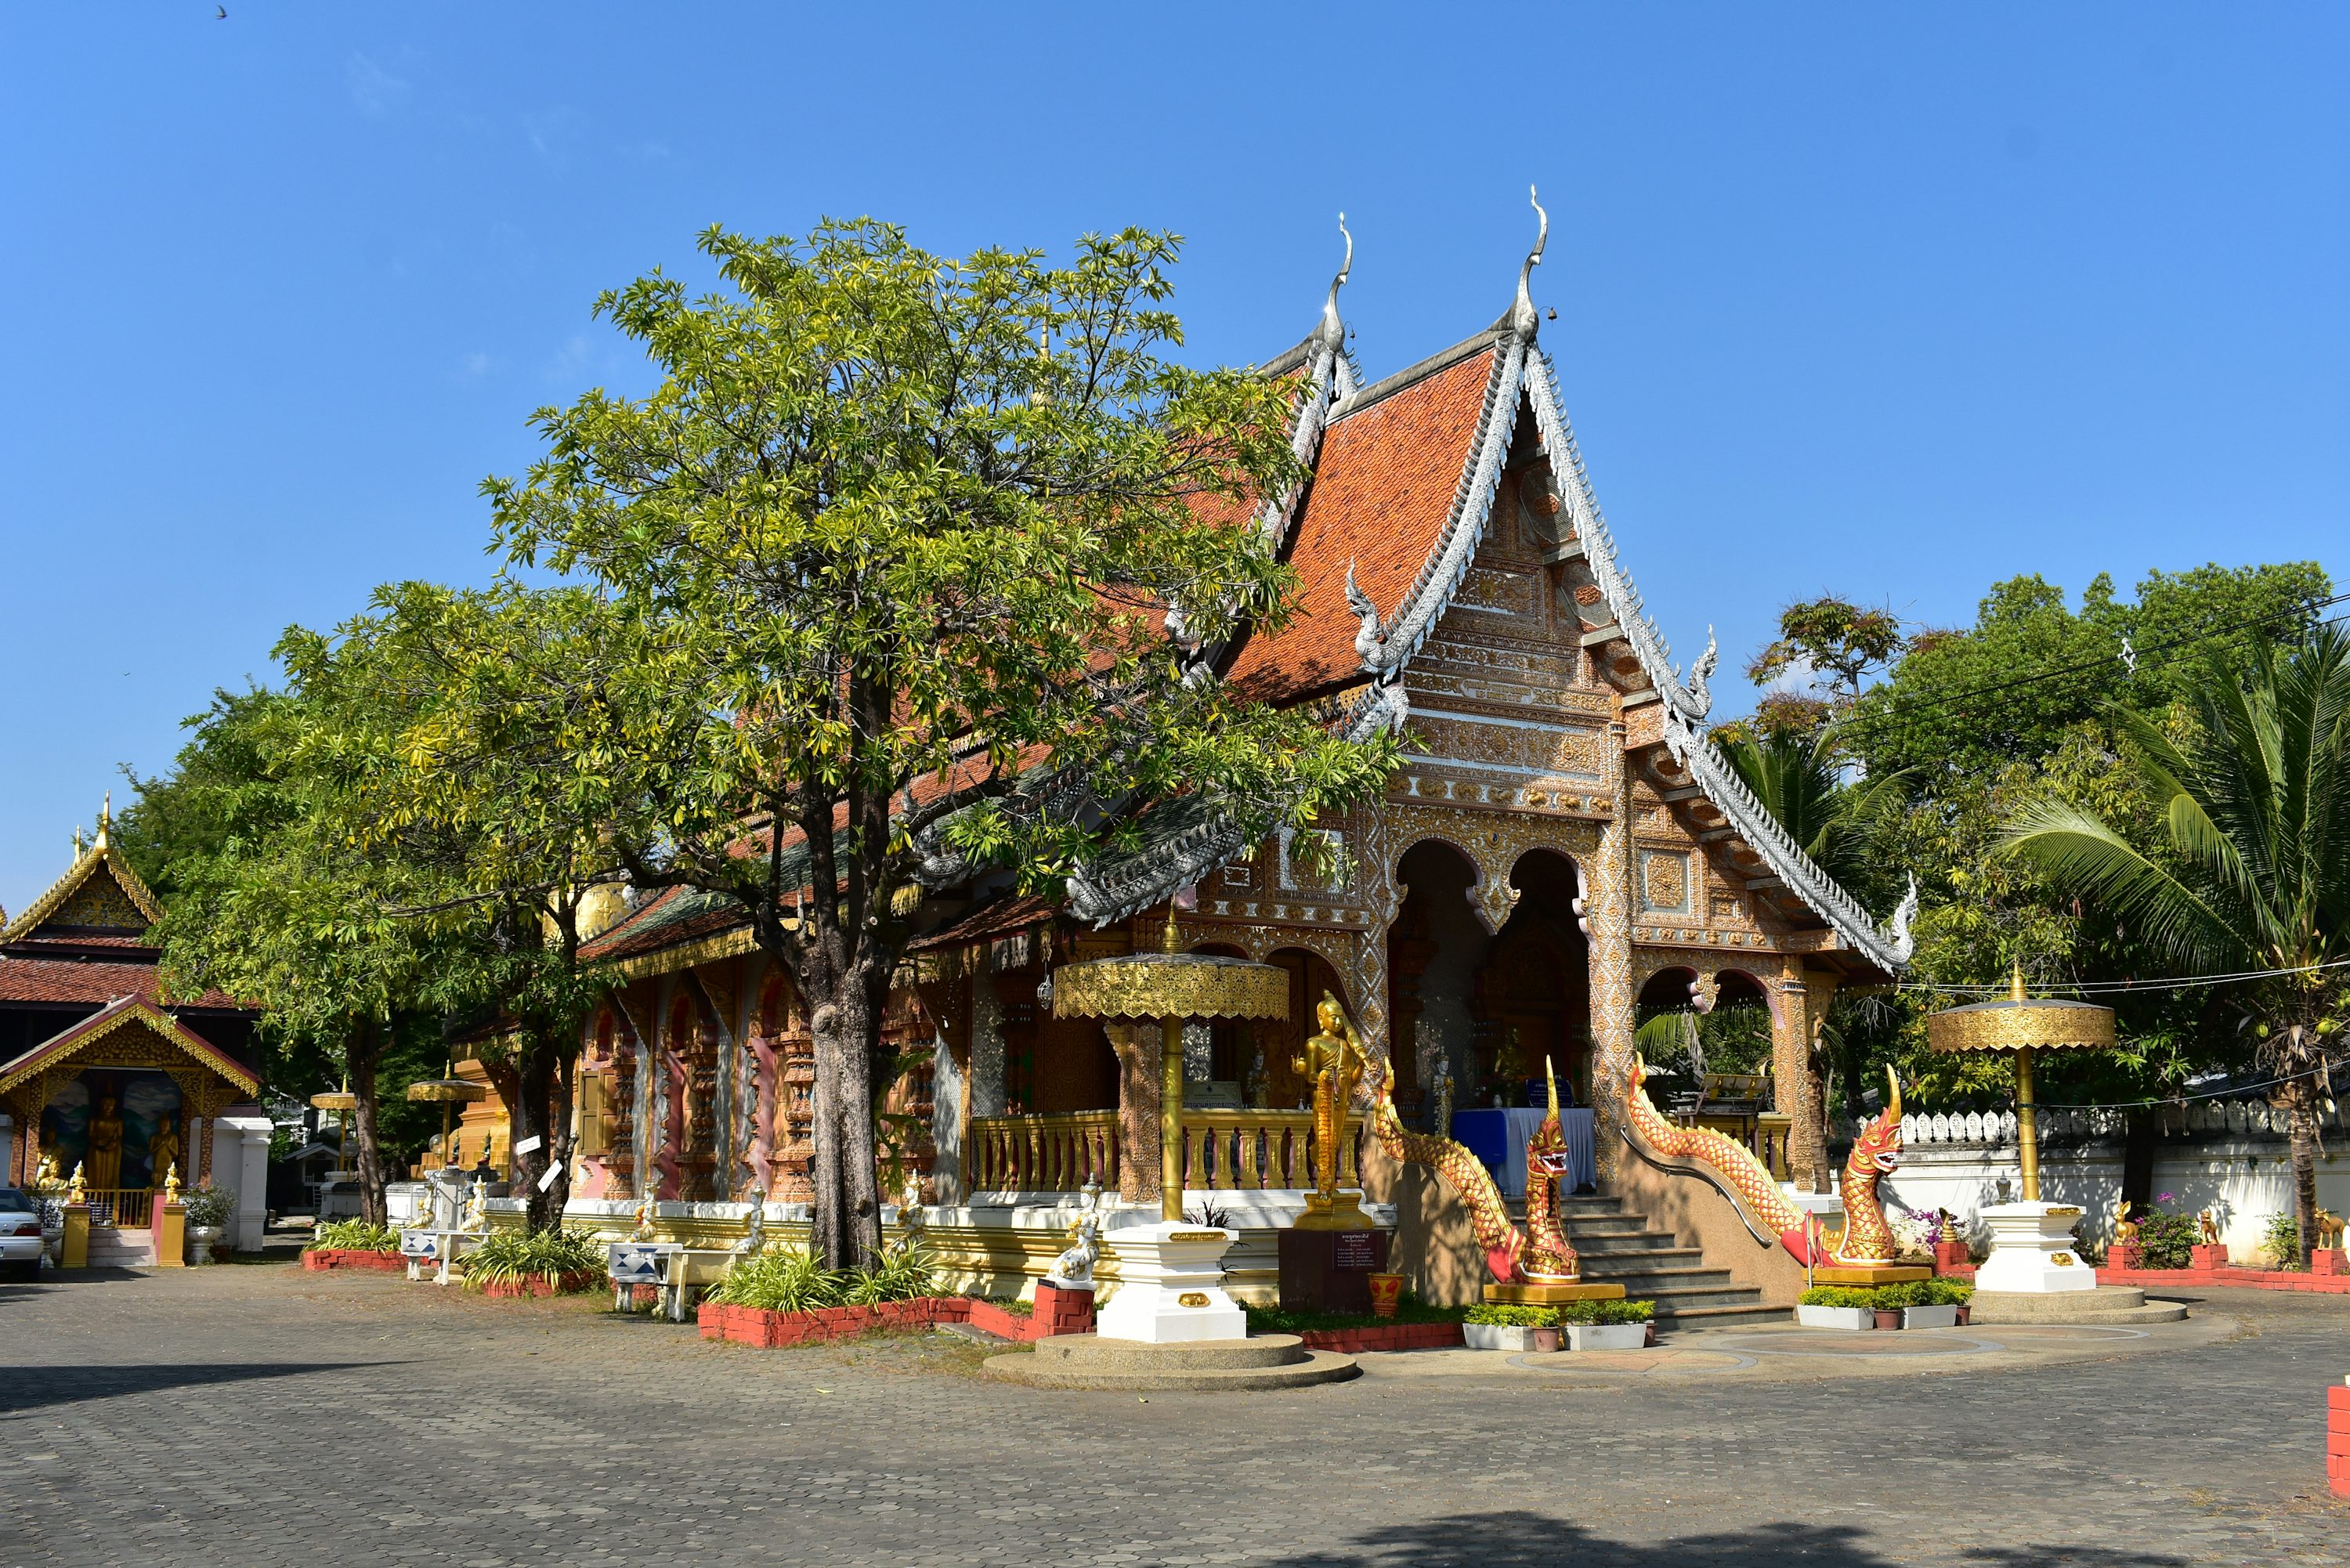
[556,208,1916,1311]
[0,809,270,1260]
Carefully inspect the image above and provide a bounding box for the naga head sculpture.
[1848,1065,1906,1178]
[1528,1055,1571,1178]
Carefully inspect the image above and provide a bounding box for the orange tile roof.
[1226,343,1499,703]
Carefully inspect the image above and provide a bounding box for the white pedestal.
[1096,1222,1246,1343]
[1974,1201,2098,1293]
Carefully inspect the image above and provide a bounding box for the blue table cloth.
[1450,1107,1596,1198]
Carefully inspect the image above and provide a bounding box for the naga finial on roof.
[1510,185,1549,342]
[1319,212,1353,356]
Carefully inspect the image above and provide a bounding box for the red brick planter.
[301,1248,403,1274]
[1293,1321,1464,1353]
[693,1289,1097,1350]
[2330,1382,2350,1497]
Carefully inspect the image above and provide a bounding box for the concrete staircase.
[1547,1194,1783,1329]
[85,1225,158,1268]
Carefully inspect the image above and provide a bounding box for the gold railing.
[1755,1112,1792,1183]
[971,1111,1120,1193]
[81,1189,156,1229]
[969,1110,1364,1194]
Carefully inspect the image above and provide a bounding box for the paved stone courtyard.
[6,1264,2348,1566]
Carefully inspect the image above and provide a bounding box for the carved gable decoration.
[52,867,150,933]
[1640,850,1692,916]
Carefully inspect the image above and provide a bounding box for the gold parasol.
[407,1062,488,1166]
[1051,910,1289,1221]
[1926,961,2114,1201]
[311,1080,358,1180]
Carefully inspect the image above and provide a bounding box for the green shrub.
[2135,1209,2200,1270]
[1463,1303,1560,1328]
[1798,1286,1877,1309]
[1558,1298,1654,1325]
[464,1229,604,1291]
[704,1245,841,1313]
[1922,1277,1973,1306]
[841,1237,938,1304]
[308,1220,400,1254]
[1872,1281,1932,1309]
[2266,1212,2304,1270]
[180,1182,237,1230]
[1242,1297,1468,1335]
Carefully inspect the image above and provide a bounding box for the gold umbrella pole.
[2016,1044,2039,1202]
[1162,1016,1185,1223]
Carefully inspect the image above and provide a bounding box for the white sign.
[536,1163,562,1193]
[512,1135,544,1156]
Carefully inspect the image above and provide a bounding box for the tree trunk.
[511,1031,557,1233]
[2284,1084,2320,1270]
[806,982,884,1272]
[348,1017,389,1229]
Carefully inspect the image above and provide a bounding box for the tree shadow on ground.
[1256,1510,2188,1568]
[0,1361,395,1416]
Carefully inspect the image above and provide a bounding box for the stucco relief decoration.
[56,874,147,931]
[1640,850,1691,915]
[1455,566,1534,616]
[1518,468,1568,552]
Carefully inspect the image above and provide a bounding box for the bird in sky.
[215,6,227,18]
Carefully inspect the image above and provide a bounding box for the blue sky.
[2,5,2342,916]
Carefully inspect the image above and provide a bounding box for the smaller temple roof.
[0,994,258,1100]
[0,812,164,951]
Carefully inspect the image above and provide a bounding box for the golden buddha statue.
[1292,992,1369,1230]
[147,1113,182,1193]
[85,1093,124,1191]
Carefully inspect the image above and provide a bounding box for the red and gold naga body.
[1622,1056,1904,1267]
[1340,994,1574,1283]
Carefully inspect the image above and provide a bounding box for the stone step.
[1553,1216,1654,1237]
[1030,1334,1307,1371]
[1605,1284,1761,1312]
[1566,1233,1690,1254]
[1651,1302,1788,1328]
[1580,1264,1739,1290]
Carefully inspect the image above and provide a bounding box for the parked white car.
[0,1189,45,1281]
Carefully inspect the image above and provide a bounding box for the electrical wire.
[1898,954,2350,999]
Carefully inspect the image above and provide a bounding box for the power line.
[1899,955,2350,999]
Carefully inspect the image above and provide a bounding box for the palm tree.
[1712,724,1908,894]
[2001,627,2350,1266]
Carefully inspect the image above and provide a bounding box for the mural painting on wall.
[40,1074,184,1190]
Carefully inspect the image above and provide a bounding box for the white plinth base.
[1973,1200,2099,1293]
[1096,1221,1247,1343]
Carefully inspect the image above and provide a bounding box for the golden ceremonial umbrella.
[310,1080,358,1180]
[1926,962,2114,1201]
[1050,912,1289,1221]
[406,1063,487,1166]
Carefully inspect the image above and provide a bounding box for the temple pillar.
[1105,1020,1162,1206]
[1589,718,1638,1183]
[930,1024,966,1205]
[1771,967,1839,1193]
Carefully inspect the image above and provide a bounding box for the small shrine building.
[0,811,270,1257]
[554,215,1916,1302]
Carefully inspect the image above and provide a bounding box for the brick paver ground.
[6,1263,2348,1566]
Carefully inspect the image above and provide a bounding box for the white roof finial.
[1510,184,1549,341]
[1318,211,1354,354]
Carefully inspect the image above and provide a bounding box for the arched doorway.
[1256,947,1350,1111]
[1386,839,1482,1123]
[1480,851,1593,1111]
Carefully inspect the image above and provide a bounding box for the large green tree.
[475,220,1396,1268]
[2002,627,2350,1266]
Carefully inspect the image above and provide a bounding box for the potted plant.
[1560,1297,1654,1351]
[1795,1286,1876,1330]
[179,1182,236,1266]
[1889,1279,1969,1330]
[1462,1303,1556,1351]
[1530,1323,1562,1353]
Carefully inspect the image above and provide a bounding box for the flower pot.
[186,1225,223,1266]
[1872,1308,1904,1330]
[1462,1323,1541,1352]
[1954,1304,1971,1326]
[1565,1323,1648,1351]
[1795,1304,1874,1331]
[1367,1272,1405,1319]
[1529,1327,1561,1353]
[1901,1304,1959,1330]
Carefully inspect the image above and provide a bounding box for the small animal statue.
[732,1188,768,1258]
[460,1176,489,1233]
[2111,1195,2139,1248]
[2316,1208,2347,1253]
[2197,1209,2222,1247]
[1046,1208,1101,1290]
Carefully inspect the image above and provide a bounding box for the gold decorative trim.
[0,999,258,1099]
[1050,953,1290,1021]
[1925,999,2115,1053]
[0,840,164,945]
